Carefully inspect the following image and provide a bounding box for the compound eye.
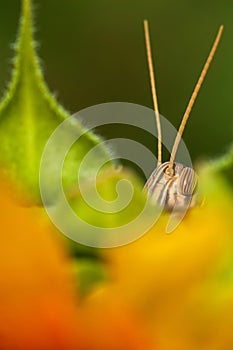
[178,167,197,196]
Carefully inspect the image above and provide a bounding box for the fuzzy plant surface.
[0,0,111,204]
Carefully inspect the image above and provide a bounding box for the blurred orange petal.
[102,175,233,350]
[0,177,83,349]
[80,287,154,350]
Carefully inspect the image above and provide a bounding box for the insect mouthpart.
[144,162,198,212]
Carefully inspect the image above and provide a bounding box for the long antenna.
[144,19,162,165]
[167,25,224,174]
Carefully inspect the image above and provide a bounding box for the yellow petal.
[101,174,233,350]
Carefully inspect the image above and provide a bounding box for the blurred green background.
[0,0,232,167]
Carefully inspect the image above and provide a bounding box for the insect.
[143,20,223,213]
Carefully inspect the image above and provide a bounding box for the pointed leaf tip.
[0,0,111,204]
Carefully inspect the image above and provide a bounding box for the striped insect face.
[143,21,223,214]
[145,162,198,211]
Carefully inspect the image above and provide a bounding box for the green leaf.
[199,144,233,188]
[51,166,158,249]
[68,168,147,228]
[73,259,108,297]
[0,0,110,204]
